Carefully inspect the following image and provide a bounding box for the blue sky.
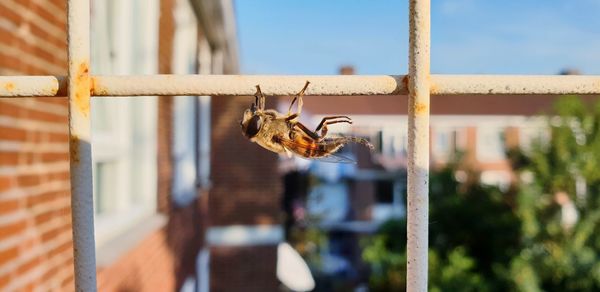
[234,0,600,75]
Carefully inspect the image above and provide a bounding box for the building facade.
[0,0,283,291]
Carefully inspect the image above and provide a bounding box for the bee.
[240,81,373,163]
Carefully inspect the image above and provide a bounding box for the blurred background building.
[275,67,598,289]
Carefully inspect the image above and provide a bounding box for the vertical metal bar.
[407,0,430,291]
[67,0,97,291]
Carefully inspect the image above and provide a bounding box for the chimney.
[339,65,355,75]
[559,68,581,75]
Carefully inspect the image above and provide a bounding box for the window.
[196,25,213,188]
[90,0,159,247]
[372,179,404,221]
[171,0,212,206]
[476,126,506,162]
[432,127,458,162]
[519,118,549,153]
[376,127,408,159]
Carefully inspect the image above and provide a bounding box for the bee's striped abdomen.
[301,139,343,158]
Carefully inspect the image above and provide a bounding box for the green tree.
[362,163,520,291]
[363,96,600,291]
[508,96,600,291]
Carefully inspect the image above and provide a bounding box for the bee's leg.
[296,81,309,116]
[294,122,320,140]
[315,116,352,132]
[255,85,266,110]
[287,97,297,115]
[315,117,353,141]
[285,113,298,122]
[288,81,310,116]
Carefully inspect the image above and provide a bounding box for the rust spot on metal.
[90,77,108,96]
[70,135,80,164]
[4,82,15,91]
[74,62,90,116]
[402,75,410,89]
[89,76,96,95]
[56,76,68,96]
[415,102,428,115]
[429,82,438,94]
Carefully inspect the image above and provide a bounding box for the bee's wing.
[277,136,356,164]
[302,153,356,164]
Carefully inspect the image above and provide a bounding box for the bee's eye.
[244,115,262,138]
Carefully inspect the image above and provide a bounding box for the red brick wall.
[1,0,204,291]
[97,228,176,291]
[210,95,282,290]
[210,246,279,292]
[0,0,67,76]
[0,0,74,290]
[210,96,282,226]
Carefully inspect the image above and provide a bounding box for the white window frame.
[90,0,159,248]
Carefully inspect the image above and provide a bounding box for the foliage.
[508,96,600,291]
[362,96,600,291]
[362,220,406,291]
[289,225,328,269]
[362,163,519,291]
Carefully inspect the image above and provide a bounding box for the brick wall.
[1,0,205,291]
[210,96,282,226]
[210,95,282,291]
[210,246,278,292]
[97,228,176,291]
[0,0,74,290]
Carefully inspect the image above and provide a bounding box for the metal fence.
[1,0,600,291]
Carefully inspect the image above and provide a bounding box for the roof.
[283,94,599,116]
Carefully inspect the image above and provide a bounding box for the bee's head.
[240,109,263,139]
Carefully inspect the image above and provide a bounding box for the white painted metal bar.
[407,0,430,291]
[0,76,63,97]
[3,74,600,97]
[432,75,600,95]
[67,0,97,291]
[90,75,406,96]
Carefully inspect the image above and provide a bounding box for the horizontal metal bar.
[2,74,600,97]
[90,75,406,96]
[432,75,600,95]
[0,76,65,97]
